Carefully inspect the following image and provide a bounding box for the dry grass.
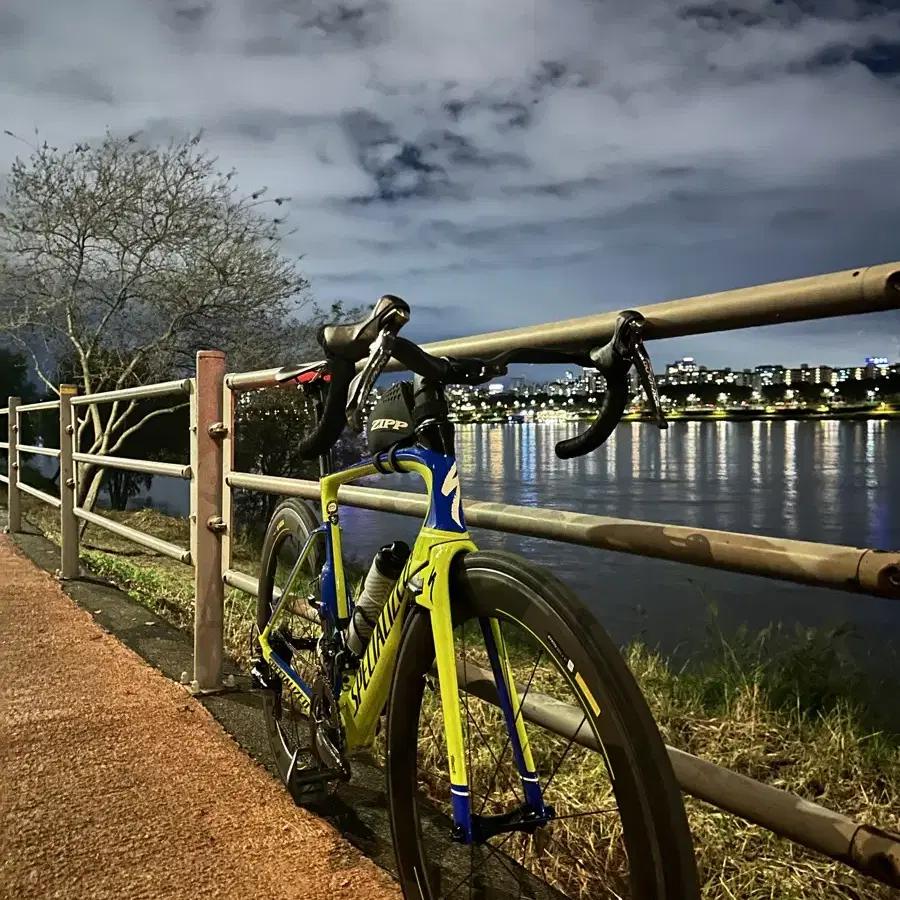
[4,493,898,897]
[629,633,900,898]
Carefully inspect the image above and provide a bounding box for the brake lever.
[625,315,667,430]
[590,311,667,430]
[346,328,396,432]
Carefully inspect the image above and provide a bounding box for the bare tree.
[0,128,310,513]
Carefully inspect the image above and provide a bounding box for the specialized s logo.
[441,462,463,528]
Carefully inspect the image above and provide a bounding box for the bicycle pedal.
[250,661,273,691]
[290,767,345,788]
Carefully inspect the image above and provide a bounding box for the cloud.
[1,0,899,367]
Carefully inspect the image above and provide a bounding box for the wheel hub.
[453,803,557,844]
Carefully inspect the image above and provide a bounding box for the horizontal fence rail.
[72,452,191,480]
[16,443,60,458]
[15,399,60,413]
[3,376,201,650]
[69,378,192,406]
[17,481,61,509]
[227,261,900,391]
[226,472,900,600]
[72,507,192,563]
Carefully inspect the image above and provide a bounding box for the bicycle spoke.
[421,714,509,808]
[517,833,526,900]
[436,832,516,900]
[466,697,521,804]
[549,807,619,822]
[483,835,526,889]
[461,624,524,809]
[534,845,556,900]
[521,837,545,900]
[541,713,586,798]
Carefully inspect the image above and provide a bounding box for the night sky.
[2,0,899,371]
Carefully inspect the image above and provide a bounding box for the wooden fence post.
[59,385,79,578]
[190,351,226,692]
[6,397,21,533]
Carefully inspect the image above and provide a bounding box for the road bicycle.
[250,295,699,899]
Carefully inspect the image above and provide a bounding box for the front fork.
[425,547,552,845]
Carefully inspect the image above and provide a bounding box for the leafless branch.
[106,402,190,456]
[0,127,314,512]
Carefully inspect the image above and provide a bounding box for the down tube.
[341,571,413,750]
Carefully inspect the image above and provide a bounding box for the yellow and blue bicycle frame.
[256,445,547,842]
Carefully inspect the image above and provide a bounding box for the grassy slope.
[3,489,898,898]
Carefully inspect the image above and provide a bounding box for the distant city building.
[785,364,808,385]
[700,367,751,387]
[664,357,706,385]
[783,364,833,386]
[752,365,785,390]
[865,357,891,379]
[487,382,505,395]
[831,359,893,381]
[833,367,855,383]
[627,368,642,396]
[582,367,601,394]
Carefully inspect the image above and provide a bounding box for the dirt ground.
[0,534,399,900]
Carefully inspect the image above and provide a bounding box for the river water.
[113,420,900,665]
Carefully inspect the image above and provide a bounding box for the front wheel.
[385,550,699,900]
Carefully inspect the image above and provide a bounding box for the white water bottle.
[347,541,410,656]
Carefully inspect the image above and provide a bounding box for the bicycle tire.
[385,549,699,899]
[256,498,328,804]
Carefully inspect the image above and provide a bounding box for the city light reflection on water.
[783,420,798,532]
